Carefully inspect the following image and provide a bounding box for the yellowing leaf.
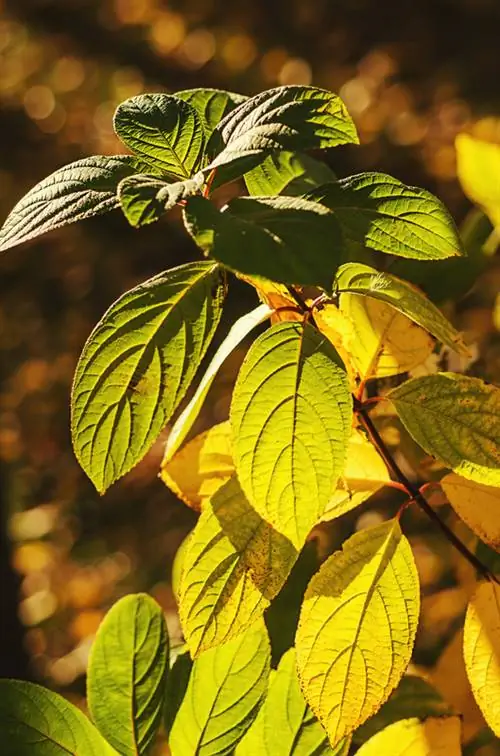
[355,717,461,756]
[296,519,420,747]
[441,473,500,551]
[160,422,234,510]
[456,132,500,229]
[464,580,500,736]
[178,476,297,656]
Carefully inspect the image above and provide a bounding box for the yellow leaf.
[456,132,500,229]
[309,302,358,387]
[441,473,500,552]
[296,519,420,747]
[356,717,461,756]
[160,421,233,510]
[322,428,390,521]
[464,580,500,736]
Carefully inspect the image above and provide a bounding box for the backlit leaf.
[0,679,117,755]
[456,132,500,229]
[442,473,500,551]
[118,172,204,227]
[114,93,204,178]
[355,717,461,756]
[184,194,344,290]
[308,172,463,260]
[71,261,225,492]
[176,88,247,140]
[464,580,500,736]
[231,321,352,548]
[296,519,419,747]
[0,156,137,252]
[87,594,168,756]
[169,620,270,755]
[389,373,500,486]
[244,151,336,197]
[178,476,297,656]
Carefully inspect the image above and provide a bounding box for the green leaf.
[178,476,298,656]
[0,155,138,252]
[118,172,204,227]
[389,373,500,486]
[176,88,247,140]
[236,647,344,755]
[113,93,205,178]
[231,321,352,548]
[164,303,271,460]
[87,594,169,756]
[169,621,271,756]
[0,679,117,755]
[335,263,470,356]
[184,194,344,289]
[71,261,225,492]
[164,651,192,738]
[244,152,336,197]
[308,172,464,260]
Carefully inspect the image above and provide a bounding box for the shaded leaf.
[389,373,500,486]
[296,519,419,747]
[231,321,352,548]
[176,88,247,140]
[71,261,225,492]
[244,151,336,197]
[442,473,500,551]
[118,172,204,227]
[456,133,500,229]
[164,651,192,738]
[356,717,461,756]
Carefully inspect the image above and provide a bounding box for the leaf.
[113,93,204,178]
[164,303,271,460]
[184,194,344,289]
[296,519,420,747]
[178,476,297,656]
[176,88,247,140]
[169,620,270,755]
[164,651,192,738]
[71,261,225,492]
[456,133,500,228]
[244,151,336,197]
[355,717,462,756]
[442,473,500,551]
[160,421,234,511]
[236,647,345,755]
[231,321,352,548]
[389,373,500,486]
[87,594,169,756]
[335,263,470,356]
[464,580,500,736]
[118,172,204,227]
[308,172,463,260]
[0,679,117,755]
[0,155,138,253]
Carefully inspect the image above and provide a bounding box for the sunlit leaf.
[456,133,500,229]
[296,519,419,747]
[355,717,461,756]
[87,594,168,756]
[178,476,297,656]
[0,156,138,253]
[169,621,270,755]
[244,151,336,197]
[442,473,500,551]
[390,373,500,486]
[184,194,344,289]
[0,679,117,755]
[71,261,225,492]
[308,173,463,260]
[118,172,204,227]
[176,88,247,140]
[464,580,500,736]
[231,321,352,548]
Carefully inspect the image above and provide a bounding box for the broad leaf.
[176,88,247,140]
[169,621,270,755]
[356,717,461,756]
[442,473,500,551]
[178,476,297,656]
[0,155,137,252]
[244,151,336,197]
[389,373,500,486]
[87,594,168,756]
[184,194,344,289]
[308,172,463,260]
[231,321,352,548]
[114,93,204,178]
[236,647,345,755]
[335,263,470,356]
[118,172,204,227]
[296,519,419,747]
[164,651,192,738]
[464,580,500,736]
[456,132,500,228]
[71,261,225,492]
[0,679,117,755]
[164,303,271,460]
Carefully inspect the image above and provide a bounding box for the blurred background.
[1,0,500,746]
